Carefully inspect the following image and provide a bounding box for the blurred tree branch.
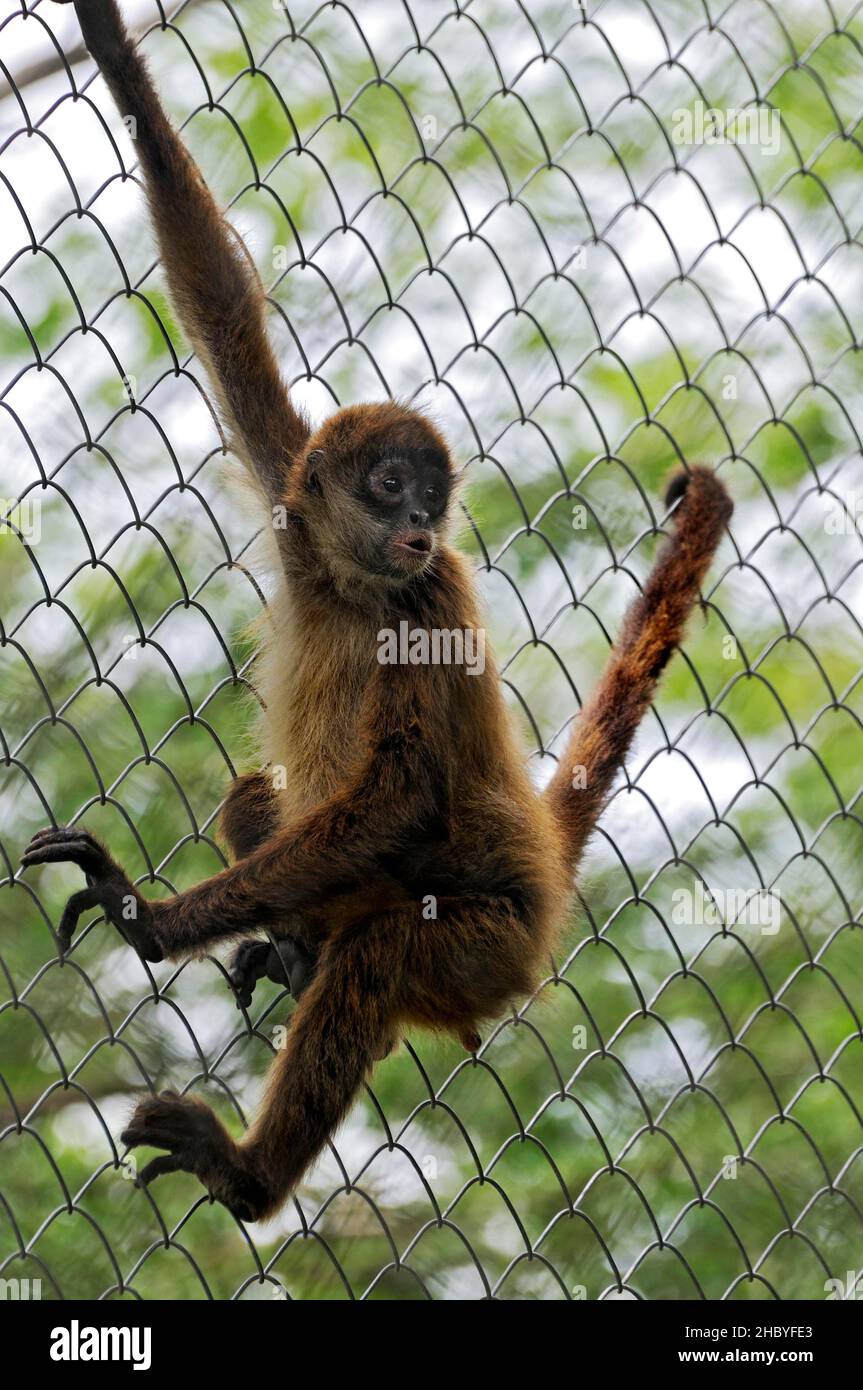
[11,0,206,95]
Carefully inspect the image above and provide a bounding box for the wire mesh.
[1,0,862,1301]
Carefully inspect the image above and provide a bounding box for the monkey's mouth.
[392,532,433,558]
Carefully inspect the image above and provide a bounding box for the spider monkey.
[24,0,733,1222]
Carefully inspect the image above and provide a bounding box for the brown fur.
[545,467,733,866]
[44,0,733,1222]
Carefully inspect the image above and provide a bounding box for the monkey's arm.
[21,680,439,961]
[56,0,308,504]
[149,765,424,958]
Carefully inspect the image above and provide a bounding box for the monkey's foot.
[227,935,317,1009]
[121,1090,271,1223]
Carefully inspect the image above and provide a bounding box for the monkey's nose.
[409,508,429,527]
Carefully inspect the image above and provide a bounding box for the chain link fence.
[1,0,862,1300]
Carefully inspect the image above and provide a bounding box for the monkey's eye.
[382,478,402,494]
[425,485,442,503]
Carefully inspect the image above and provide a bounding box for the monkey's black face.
[298,403,454,588]
[359,449,450,576]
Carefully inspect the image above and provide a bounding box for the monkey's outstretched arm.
[20,680,437,961]
[150,766,423,957]
[21,776,418,960]
[55,0,309,503]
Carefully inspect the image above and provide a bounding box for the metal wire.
[1,0,862,1300]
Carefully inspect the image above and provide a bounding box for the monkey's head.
[290,401,455,589]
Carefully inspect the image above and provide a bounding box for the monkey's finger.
[228,964,260,1009]
[56,887,101,956]
[26,826,104,851]
[137,1154,185,1185]
[228,941,269,1007]
[21,837,90,864]
[21,841,102,871]
[26,826,64,844]
[21,835,106,874]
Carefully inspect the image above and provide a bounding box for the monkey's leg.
[401,895,538,1051]
[122,917,404,1220]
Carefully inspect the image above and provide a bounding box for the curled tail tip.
[664,469,691,509]
[664,465,733,527]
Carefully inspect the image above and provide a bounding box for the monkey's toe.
[122,1091,265,1216]
[228,939,270,1009]
[227,936,317,1009]
[137,1153,184,1185]
[121,1090,222,1157]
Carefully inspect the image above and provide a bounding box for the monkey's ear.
[306,450,324,495]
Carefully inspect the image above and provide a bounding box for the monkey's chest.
[262,638,373,820]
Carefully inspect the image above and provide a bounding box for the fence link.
[1,0,862,1300]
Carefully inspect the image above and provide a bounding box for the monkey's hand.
[227,936,318,1010]
[20,826,163,962]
